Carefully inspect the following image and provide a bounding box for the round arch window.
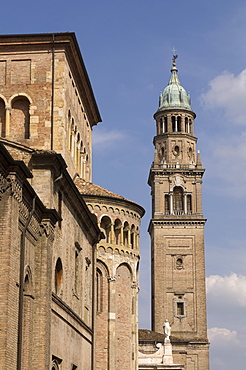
[173,145,180,156]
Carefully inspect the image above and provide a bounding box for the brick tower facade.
[0,33,102,370]
[147,55,209,369]
[0,32,144,370]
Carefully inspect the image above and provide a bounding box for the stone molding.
[0,173,11,200]
[39,221,55,242]
[107,275,116,282]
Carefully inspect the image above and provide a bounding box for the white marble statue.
[163,319,171,340]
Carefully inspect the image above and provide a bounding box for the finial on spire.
[172,47,178,66]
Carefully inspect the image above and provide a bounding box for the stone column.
[184,193,187,214]
[181,115,185,133]
[170,193,173,215]
[127,229,131,248]
[120,226,123,245]
[71,132,75,158]
[167,115,172,132]
[110,224,114,244]
[190,119,194,135]
[5,106,11,138]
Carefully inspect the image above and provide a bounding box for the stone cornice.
[153,107,196,120]
[52,293,93,337]
[83,193,145,219]
[148,218,206,233]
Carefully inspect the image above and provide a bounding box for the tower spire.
[171,47,178,70]
[159,52,191,111]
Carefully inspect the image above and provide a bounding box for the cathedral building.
[0,32,144,370]
[0,32,209,370]
[138,56,209,369]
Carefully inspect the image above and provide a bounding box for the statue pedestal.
[163,339,173,365]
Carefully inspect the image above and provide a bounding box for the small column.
[181,115,185,132]
[167,115,172,132]
[110,224,114,244]
[120,226,123,245]
[170,192,173,215]
[5,106,11,138]
[71,132,75,158]
[127,229,131,248]
[67,124,71,150]
[79,151,83,177]
[184,193,187,214]
[190,119,194,135]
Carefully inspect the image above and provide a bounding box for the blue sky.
[3,1,246,369]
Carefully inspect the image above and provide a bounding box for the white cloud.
[93,128,126,147]
[201,131,246,196]
[199,69,246,196]
[208,327,238,344]
[201,69,246,124]
[206,273,246,308]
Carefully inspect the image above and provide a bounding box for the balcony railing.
[159,163,195,170]
[165,210,192,216]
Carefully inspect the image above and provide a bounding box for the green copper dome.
[158,56,192,111]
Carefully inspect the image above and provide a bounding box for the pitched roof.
[75,178,126,200]
[138,329,164,342]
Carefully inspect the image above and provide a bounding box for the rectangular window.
[176,301,185,316]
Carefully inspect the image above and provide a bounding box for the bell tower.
[148,55,209,369]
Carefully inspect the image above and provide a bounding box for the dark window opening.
[177,302,185,316]
[177,116,181,132]
[164,117,167,132]
[96,269,103,313]
[173,186,184,214]
[172,116,176,132]
[55,258,63,295]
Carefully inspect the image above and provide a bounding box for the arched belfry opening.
[100,216,111,243]
[11,96,30,140]
[173,186,184,215]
